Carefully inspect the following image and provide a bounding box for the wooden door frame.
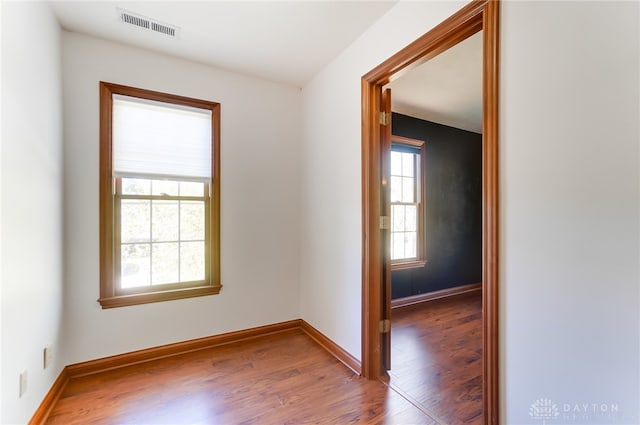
[360,1,500,424]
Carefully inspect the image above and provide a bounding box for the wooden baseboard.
[66,319,301,378]
[29,318,360,424]
[300,320,362,375]
[391,282,481,309]
[28,368,69,425]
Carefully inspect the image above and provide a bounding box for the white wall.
[501,2,639,423]
[300,0,467,368]
[61,32,301,364]
[300,1,639,424]
[1,3,64,424]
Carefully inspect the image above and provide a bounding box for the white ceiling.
[388,31,483,133]
[49,1,396,88]
[50,1,481,130]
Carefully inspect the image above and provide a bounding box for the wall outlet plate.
[19,371,27,397]
[44,345,52,369]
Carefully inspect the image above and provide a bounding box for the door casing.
[360,1,500,424]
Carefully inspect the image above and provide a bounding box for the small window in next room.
[99,82,221,308]
[390,136,426,271]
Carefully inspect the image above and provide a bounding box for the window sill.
[98,285,222,309]
[391,260,426,271]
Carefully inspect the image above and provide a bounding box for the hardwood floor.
[46,329,438,425]
[389,291,483,425]
[44,295,481,425]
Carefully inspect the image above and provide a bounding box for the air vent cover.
[151,22,176,37]
[118,8,179,38]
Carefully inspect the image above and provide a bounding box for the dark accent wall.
[391,113,482,299]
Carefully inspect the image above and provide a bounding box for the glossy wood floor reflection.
[47,330,438,425]
[389,292,483,425]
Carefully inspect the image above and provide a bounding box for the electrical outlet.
[44,345,53,369]
[19,371,27,397]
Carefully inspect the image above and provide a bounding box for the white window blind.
[112,94,212,180]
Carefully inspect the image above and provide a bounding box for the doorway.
[385,28,484,423]
[360,1,500,424]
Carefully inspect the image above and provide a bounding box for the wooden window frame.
[390,135,426,271]
[113,178,211,295]
[99,82,221,309]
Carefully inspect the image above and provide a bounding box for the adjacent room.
[385,30,483,424]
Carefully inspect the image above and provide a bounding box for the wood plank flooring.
[46,330,437,425]
[389,292,483,425]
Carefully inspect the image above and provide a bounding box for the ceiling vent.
[118,9,179,38]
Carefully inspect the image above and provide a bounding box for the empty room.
[1,1,639,424]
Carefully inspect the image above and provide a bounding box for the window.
[99,82,221,308]
[390,136,426,270]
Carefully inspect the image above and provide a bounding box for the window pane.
[152,200,179,242]
[404,232,417,258]
[405,232,417,258]
[402,177,414,203]
[181,241,205,282]
[151,243,179,285]
[152,179,179,196]
[180,201,205,241]
[415,156,421,197]
[392,205,405,231]
[121,200,150,243]
[392,147,423,263]
[405,205,417,232]
[390,176,402,202]
[391,151,402,176]
[402,152,414,177]
[121,243,151,288]
[122,178,151,195]
[180,181,205,197]
[392,233,405,260]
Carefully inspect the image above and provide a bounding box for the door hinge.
[379,215,389,230]
[379,111,390,126]
[380,319,391,333]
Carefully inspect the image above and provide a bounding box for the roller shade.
[391,142,421,155]
[112,94,212,180]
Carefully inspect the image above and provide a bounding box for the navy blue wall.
[391,113,482,299]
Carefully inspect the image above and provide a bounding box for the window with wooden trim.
[390,136,426,270]
[99,82,221,308]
